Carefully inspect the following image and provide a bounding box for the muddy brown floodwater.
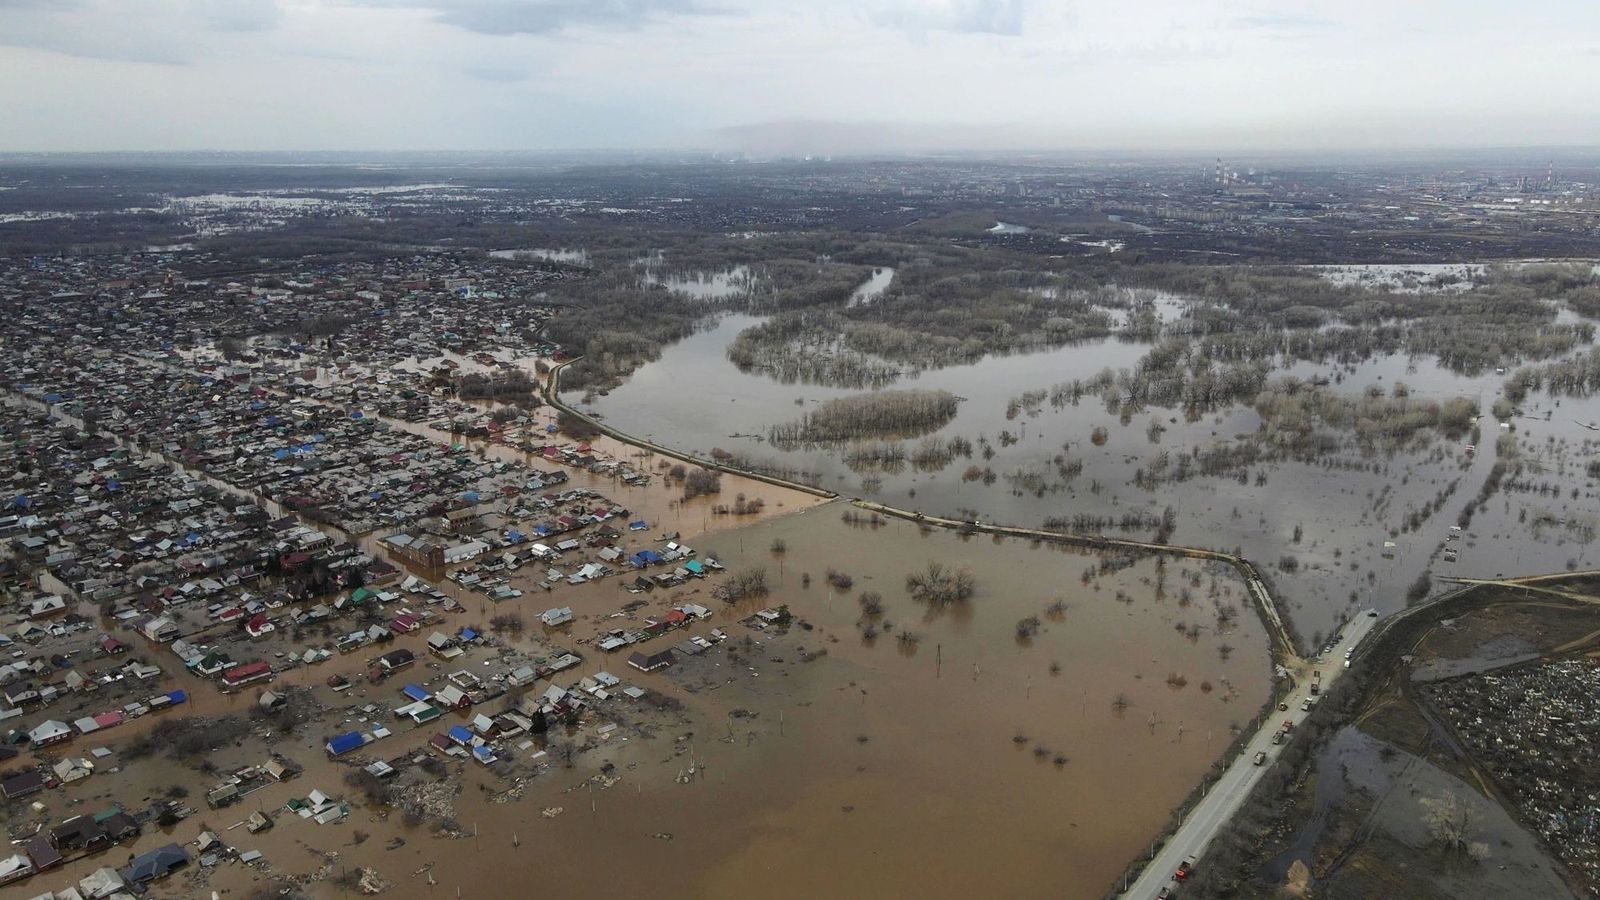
[192,503,1269,900]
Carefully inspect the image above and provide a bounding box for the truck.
[1174,855,1198,881]
[1272,719,1294,745]
[1310,670,1321,696]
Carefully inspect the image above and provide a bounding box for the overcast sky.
[2,0,1598,154]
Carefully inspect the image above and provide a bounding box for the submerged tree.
[905,563,976,606]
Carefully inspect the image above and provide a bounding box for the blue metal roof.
[326,732,365,755]
[122,843,187,883]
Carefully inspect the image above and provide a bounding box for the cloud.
[464,65,529,82]
[201,0,284,33]
[867,0,1030,37]
[0,0,284,64]
[356,0,728,36]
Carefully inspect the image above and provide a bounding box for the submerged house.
[120,843,188,885]
[627,649,675,673]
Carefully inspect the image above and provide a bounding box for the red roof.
[223,661,272,682]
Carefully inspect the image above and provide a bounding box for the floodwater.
[25,404,1272,900]
[196,506,1270,900]
[988,221,1031,235]
[574,299,1600,649]
[847,266,895,307]
[489,247,589,264]
[643,265,758,300]
[1313,262,1486,293]
[1262,726,1570,898]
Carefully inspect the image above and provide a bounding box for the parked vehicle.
[1174,855,1198,881]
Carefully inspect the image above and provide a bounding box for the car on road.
[1367,610,1378,617]
[1157,888,1172,899]
[1301,697,1316,711]
[1253,750,1267,766]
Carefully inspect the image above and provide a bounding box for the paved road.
[1121,608,1380,898]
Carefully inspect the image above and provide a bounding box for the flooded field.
[440,510,1270,899]
[1263,726,1570,899]
[572,288,1600,648]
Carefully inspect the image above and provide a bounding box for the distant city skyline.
[3,0,1599,154]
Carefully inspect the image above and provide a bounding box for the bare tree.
[1421,791,1482,857]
